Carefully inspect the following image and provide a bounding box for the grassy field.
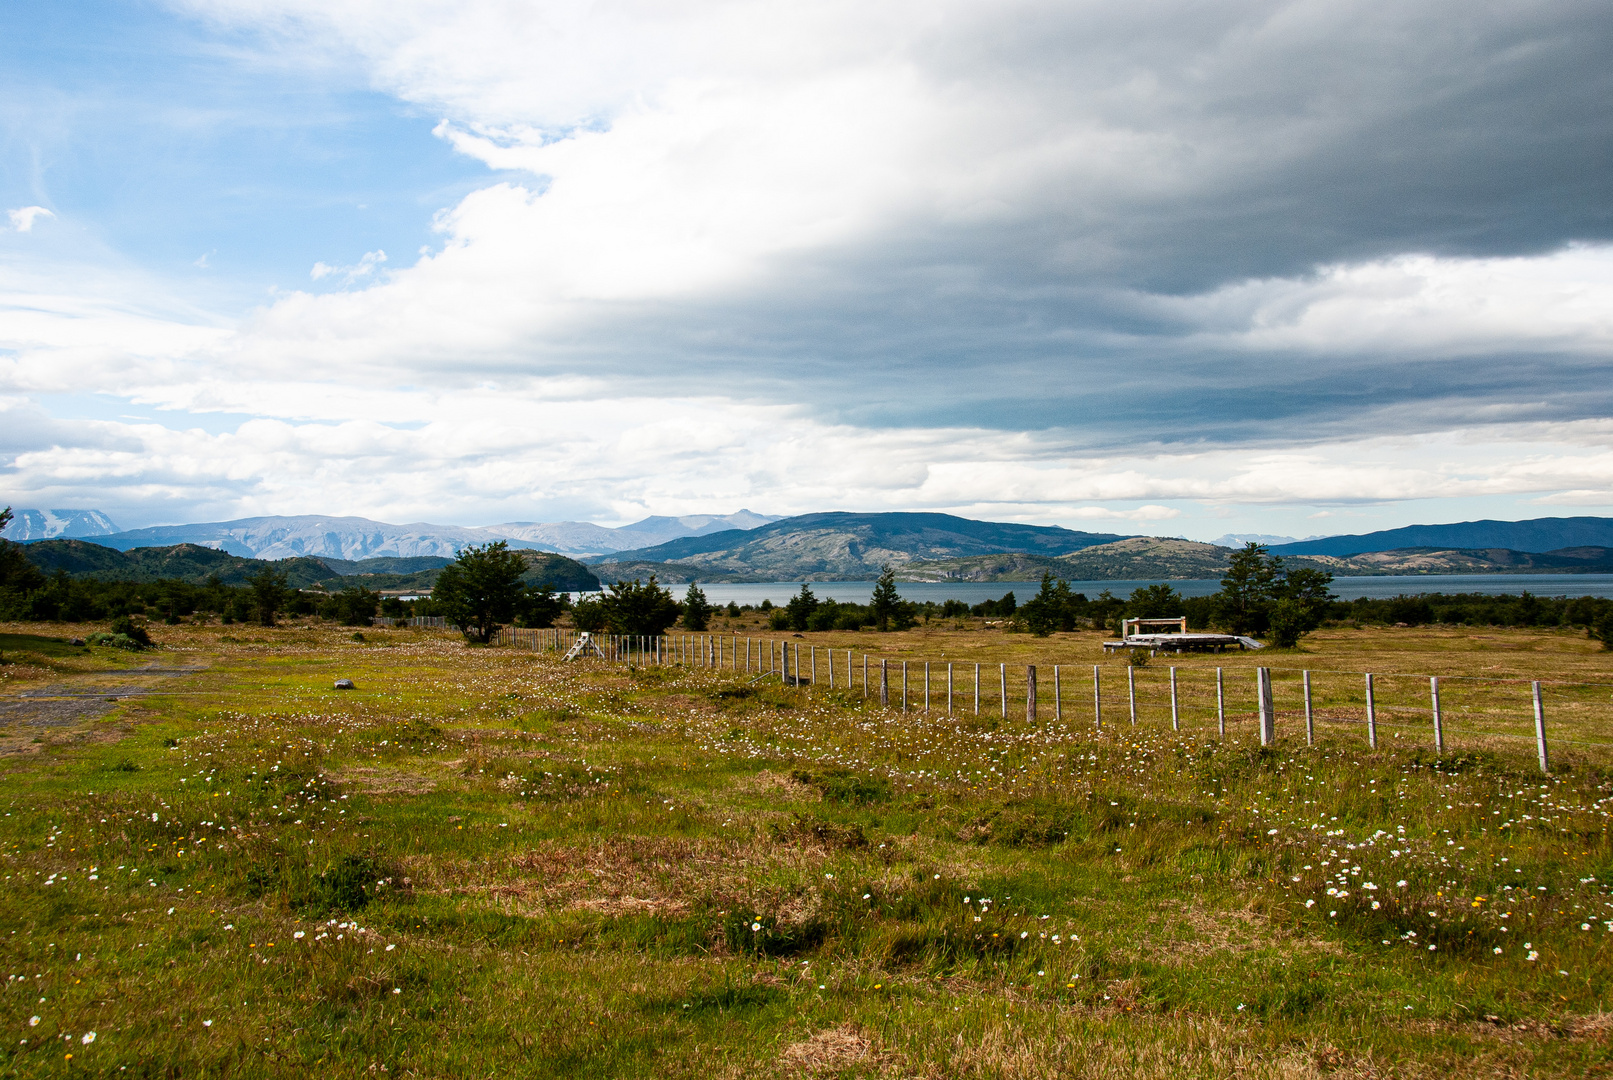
[1,620,1610,1077]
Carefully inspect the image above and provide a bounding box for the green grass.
[0,621,1609,1077]
[0,633,94,662]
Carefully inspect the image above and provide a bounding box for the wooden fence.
[444,627,1604,773]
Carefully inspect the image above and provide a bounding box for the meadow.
[0,619,1609,1078]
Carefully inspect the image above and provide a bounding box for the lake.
[651,574,1613,606]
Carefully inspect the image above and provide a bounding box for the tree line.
[5,513,1611,648]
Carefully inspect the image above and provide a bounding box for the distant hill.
[1269,517,1613,557]
[899,537,1613,582]
[903,538,1238,581]
[24,539,337,587]
[898,552,1069,582]
[1294,546,1613,576]
[82,510,777,559]
[513,552,601,592]
[21,539,599,592]
[589,512,1135,581]
[2,509,119,541]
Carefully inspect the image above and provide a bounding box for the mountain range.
[5,509,777,559]
[897,538,1613,582]
[1269,517,1613,557]
[589,512,1136,581]
[6,508,1613,584]
[2,509,121,541]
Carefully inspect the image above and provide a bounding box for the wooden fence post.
[1431,677,1443,755]
[1026,665,1037,723]
[901,660,909,712]
[1258,668,1275,745]
[1216,667,1226,736]
[947,663,954,715]
[1127,666,1137,726]
[1303,670,1314,746]
[863,654,869,699]
[1053,665,1061,723]
[924,662,930,712]
[999,664,1007,720]
[811,645,817,685]
[1169,667,1179,731]
[1365,673,1377,749]
[1092,665,1102,728]
[880,659,889,707]
[1534,681,1549,774]
[974,664,980,716]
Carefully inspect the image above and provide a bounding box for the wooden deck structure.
[1104,617,1265,654]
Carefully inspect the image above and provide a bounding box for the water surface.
[653,574,1613,607]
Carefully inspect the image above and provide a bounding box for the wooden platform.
[1103,632,1264,654]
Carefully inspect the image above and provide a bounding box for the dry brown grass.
[779,1023,880,1075]
[744,769,823,801]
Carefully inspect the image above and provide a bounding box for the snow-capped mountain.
[1,509,121,541]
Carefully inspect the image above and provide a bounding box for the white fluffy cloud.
[2,1,1611,528]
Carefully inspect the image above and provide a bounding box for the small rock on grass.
[334,678,356,690]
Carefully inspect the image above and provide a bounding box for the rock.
[334,678,356,690]
[67,638,86,646]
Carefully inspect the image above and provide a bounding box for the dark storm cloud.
[494,0,1613,444]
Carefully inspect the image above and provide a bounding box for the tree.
[1214,544,1335,645]
[868,564,913,631]
[784,582,819,631]
[516,582,567,628]
[1126,583,1184,619]
[247,567,289,627]
[0,507,46,602]
[1272,566,1336,642]
[681,583,713,631]
[1020,573,1081,636]
[1216,543,1282,635]
[432,541,528,643]
[328,585,380,626]
[601,576,681,636]
[571,594,608,633]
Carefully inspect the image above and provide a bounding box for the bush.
[1593,609,1613,651]
[108,618,151,651]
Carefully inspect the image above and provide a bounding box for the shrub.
[109,614,152,646]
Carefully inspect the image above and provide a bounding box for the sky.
[3,0,1613,541]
